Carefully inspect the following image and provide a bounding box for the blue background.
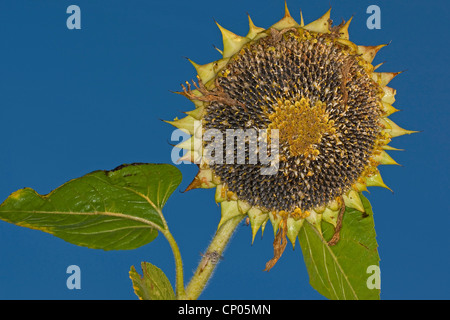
[0,0,448,300]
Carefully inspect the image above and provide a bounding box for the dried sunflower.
[168,4,414,270]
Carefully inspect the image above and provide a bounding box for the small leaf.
[0,163,182,250]
[298,194,380,300]
[130,262,176,300]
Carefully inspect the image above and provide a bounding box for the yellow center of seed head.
[267,97,334,158]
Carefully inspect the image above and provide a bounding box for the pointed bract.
[322,207,339,227]
[286,217,304,248]
[218,200,244,229]
[305,210,322,234]
[339,16,353,40]
[248,207,268,243]
[189,58,230,84]
[381,144,404,151]
[246,14,265,39]
[381,102,399,116]
[268,211,283,237]
[365,170,392,191]
[343,190,365,212]
[177,150,200,164]
[215,21,250,58]
[373,150,400,165]
[184,106,205,120]
[357,44,387,63]
[304,8,331,33]
[373,62,385,70]
[174,135,194,151]
[165,115,196,135]
[174,135,200,151]
[372,71,402,87]
[185,168,215,191]
[270,1,299,30]
[383,118,418,137]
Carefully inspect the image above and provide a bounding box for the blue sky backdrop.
[0,0,448,299]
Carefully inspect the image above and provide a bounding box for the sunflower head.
[168,4,415,270]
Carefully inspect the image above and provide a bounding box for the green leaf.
[0,163,182,250]
[298,194,380,300]
[130,262,176,300]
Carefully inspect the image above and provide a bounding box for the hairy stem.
[161,229,186,299]
[185,215,244,300]
[153,207,186,299]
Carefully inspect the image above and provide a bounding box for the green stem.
[154,207,186,299]
[185,215,244,300]
[161,229,186,299]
